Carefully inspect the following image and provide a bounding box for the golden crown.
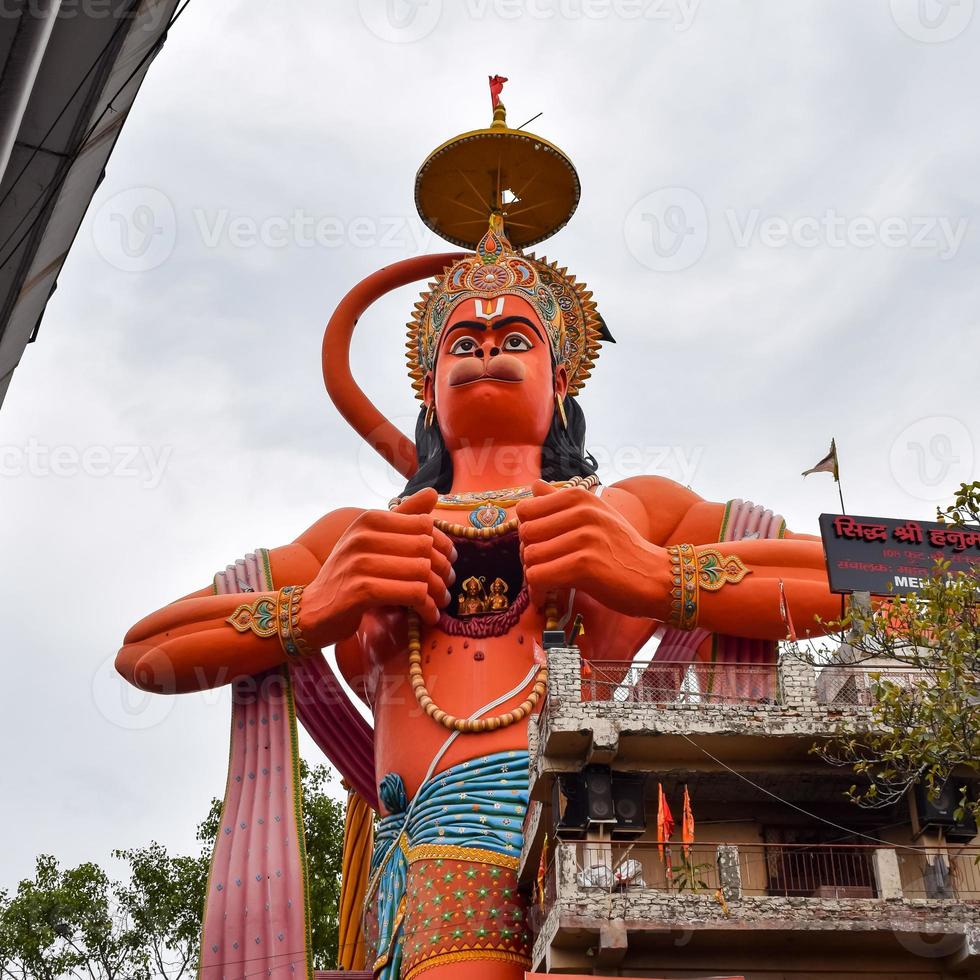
[406,216,603,398]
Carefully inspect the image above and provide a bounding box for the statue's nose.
[488,346,500,357]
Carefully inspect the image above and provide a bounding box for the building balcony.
[529,840,980,976]
[530,647,927,773]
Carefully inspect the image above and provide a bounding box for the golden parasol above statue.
[414,75,581,250]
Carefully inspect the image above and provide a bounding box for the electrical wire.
[675,730,945,853]
[0,0,194,273]
[0,0,136,212]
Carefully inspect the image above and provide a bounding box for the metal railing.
[814,663,930,707]
[550,841,980,903]
[898,846,980,901]
[580,660,780,706]
[736,843,877,898]
[574,841,722,893]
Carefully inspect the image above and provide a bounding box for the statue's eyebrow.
[444,316,545,344]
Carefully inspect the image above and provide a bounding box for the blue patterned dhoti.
[364,750,531,980]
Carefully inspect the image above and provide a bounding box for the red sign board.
[819,513,980,595]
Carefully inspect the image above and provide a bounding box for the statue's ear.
[555,364,569,400]
[422,373,434,407]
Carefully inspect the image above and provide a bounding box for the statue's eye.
[501,332,532,352]
[449,337,478,355]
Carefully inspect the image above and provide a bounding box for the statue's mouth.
[446,355,526,388]
[450,375,522,388]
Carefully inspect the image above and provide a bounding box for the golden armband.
[227,585,314,658]
[666,545,751,631]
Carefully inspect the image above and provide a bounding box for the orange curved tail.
[322,253,464,479]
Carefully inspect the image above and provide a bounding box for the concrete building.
[520,646,980,979]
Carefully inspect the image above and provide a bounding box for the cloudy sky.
[1,0,977,886]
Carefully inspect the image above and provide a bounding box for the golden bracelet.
[667,543,699,630]
[227,585,314,658]
[666,544,751,631]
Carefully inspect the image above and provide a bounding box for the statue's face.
[425,294,567,450]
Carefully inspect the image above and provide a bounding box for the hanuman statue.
[116,84,839,980]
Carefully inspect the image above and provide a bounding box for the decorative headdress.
[406,87,610,399]
[406,214,603,398]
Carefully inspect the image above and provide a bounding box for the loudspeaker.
[611,772,647,839]
[913,782,978,841]
[552,773,588,839]
[584,764,617,824]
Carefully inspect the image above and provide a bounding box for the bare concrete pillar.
[873,848,904,900]
[556,841,580,901]
[717,844,742,901]
[596,918,628,966]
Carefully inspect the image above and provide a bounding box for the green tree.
[1,761,347,979]
[299,764,346,969]
[818,481,980,820]
[111,846,208,980]
[0,855,148,980]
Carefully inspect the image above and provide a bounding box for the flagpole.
[832,437,847,515]
[832,441,849,624]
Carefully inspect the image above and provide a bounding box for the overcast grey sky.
[1,0,977,886]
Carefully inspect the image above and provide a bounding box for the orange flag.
[778,579,799,643]
[681,784,695,859]
[536,834,549,904]
[656,783,675,861]
[489,75,508,108]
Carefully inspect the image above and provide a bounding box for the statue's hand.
[300,488,455,645]
[517,480,671,619]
